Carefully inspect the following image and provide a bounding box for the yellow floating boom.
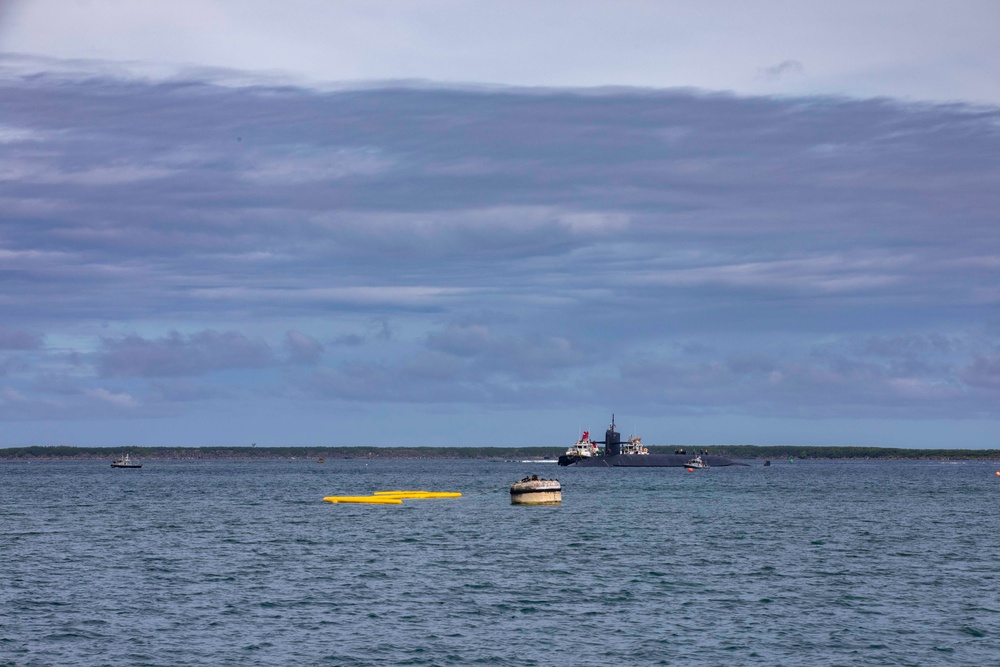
[374,490,462,499]
[324,490,461,505]
[323,496,403,504]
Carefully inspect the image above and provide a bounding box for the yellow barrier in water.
[323,496,403,504]
[324,490,461,505]
[375,490,462,499]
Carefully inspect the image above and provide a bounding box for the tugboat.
[558,415,743,468]
[111,453,142,469]
[563,430,599,460]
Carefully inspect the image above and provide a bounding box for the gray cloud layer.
[1,58,998,444]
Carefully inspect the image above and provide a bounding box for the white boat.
[684,455,708,469]
[111,453,142,469]
[620,435,648,455]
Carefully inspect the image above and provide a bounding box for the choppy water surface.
[2,458,1000,666]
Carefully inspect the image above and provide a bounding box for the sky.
[0,2,998,448]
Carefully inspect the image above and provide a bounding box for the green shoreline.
[1,445,999,461]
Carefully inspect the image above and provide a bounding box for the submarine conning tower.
[605,414,622,456]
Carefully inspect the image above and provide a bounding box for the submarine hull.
[559,454,744,467]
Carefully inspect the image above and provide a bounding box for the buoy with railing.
[510,475,562,505]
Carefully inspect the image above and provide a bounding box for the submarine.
[557,415,744,467]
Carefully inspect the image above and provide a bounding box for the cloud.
[628,252,909,295]
[332,334,365,347]
[188,286,468,310]
[4,2,999,105]
[300,322,591,404]
[960,355,1000,390]
[283,330,324,364]
[759,60,805,81]
[305,358,526,405]
[148,379,221,403]
[0,387,27,403]
[426,324,586,378]
[292,325,1000,419]
[98,330,274,377]
[0,328,43,350]
[239,147,394,184]
[1,63,999,443]
[84,387,139,409]
[426,324,491,357]
[601,330,998,419]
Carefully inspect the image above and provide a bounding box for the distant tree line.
[0,445,562,460]
[1,444,999,460]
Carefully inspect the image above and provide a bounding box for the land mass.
[1,445,998,461]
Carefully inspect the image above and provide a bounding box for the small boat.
[111,453,142,469]
[684,456,708,469]
[621,435,648,455]
[510,475,562,505]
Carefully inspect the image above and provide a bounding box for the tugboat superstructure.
[563,431,600,460]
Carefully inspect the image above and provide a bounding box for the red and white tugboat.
[559,430,600,464]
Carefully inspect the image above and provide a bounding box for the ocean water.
[2,458,999,666]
